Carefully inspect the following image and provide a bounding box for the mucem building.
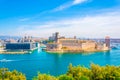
[5,36,38,51]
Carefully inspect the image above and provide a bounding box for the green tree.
[32,73,57,80]
[59,74,74,80]
[0,68,26,80]
[67,64,90,80]
[32,63,120,80]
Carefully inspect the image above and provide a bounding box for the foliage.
[90,63,120,80]
[33,64,120,80]
[67,64,90,80]
[32,73,57,80]
[58,74,74,80]
[1,63,120,80]
[0,68,26,80]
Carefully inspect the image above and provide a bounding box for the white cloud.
[14,11,120,38]
[19,18,30,22]
[53,0,88,11]
[73,0,87,5]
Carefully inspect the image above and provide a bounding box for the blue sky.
[0,0,120,38]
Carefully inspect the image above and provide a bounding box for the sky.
[0,0,120,38]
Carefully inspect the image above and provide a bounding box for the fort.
[46,32,110,53]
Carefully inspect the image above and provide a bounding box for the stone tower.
[55,32,59,43]
[105,36,110,48]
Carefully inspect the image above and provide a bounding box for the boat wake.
[0,59,15,62]
[0,59,40,63]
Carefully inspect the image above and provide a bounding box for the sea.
[0,42,120,80]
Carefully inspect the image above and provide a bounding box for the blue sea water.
[0,44,120,80]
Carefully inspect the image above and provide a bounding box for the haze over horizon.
[0,0,120,38]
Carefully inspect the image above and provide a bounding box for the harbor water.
[0,43,120,80]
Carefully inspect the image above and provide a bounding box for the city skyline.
[0,0,120,38]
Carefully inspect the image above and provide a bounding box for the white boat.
[0,59,7,62]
